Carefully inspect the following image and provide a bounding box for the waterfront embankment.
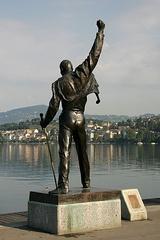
[0,200,160,240]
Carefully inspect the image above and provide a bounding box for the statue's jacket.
[43,30,104,126]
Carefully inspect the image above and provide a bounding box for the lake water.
[0,143,160,214]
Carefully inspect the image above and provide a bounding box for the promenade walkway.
[0,201,160,240]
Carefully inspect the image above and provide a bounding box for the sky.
[0,0,160,116]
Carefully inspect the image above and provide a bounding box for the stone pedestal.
[28,188,121,235]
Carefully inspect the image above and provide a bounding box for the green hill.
[0,105,48,124]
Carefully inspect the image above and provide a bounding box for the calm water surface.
[0,143,160,213]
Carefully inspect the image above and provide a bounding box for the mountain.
[85,114,131,122]
[0,105,137,125]
[0,105,48,124]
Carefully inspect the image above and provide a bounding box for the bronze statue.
[40,20,105,193]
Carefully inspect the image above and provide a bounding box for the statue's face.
[60,60,73,75]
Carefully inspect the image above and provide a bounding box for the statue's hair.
[60,60,73,75]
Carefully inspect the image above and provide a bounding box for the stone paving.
[0,204,160,240]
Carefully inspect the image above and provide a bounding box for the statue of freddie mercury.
[40,20,105,193]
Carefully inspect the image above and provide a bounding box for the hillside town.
[0,115,160,144]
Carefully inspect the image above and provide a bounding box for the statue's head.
[60,60,73,75]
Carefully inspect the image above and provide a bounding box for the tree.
[126,128,136,142]
[136,130,144,142]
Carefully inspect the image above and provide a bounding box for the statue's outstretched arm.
[75,20,105,86]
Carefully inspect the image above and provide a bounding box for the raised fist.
[97,19,105,31]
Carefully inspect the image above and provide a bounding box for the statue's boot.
[49,184,69,195]
[83,181,90,189]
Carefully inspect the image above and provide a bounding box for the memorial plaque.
[120,189,147,221]
[128,194,141,209]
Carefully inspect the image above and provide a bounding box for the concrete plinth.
[28,188,121,235]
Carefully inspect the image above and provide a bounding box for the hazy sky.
[0,0,160,115]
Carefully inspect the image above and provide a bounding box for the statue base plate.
[28,187,121,235]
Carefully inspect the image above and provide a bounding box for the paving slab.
[0,205,160,240]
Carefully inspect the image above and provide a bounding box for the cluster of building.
[1,113,160,144]
[0,120,128,143]
[0,129,46,143]
[86,120,126,143]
